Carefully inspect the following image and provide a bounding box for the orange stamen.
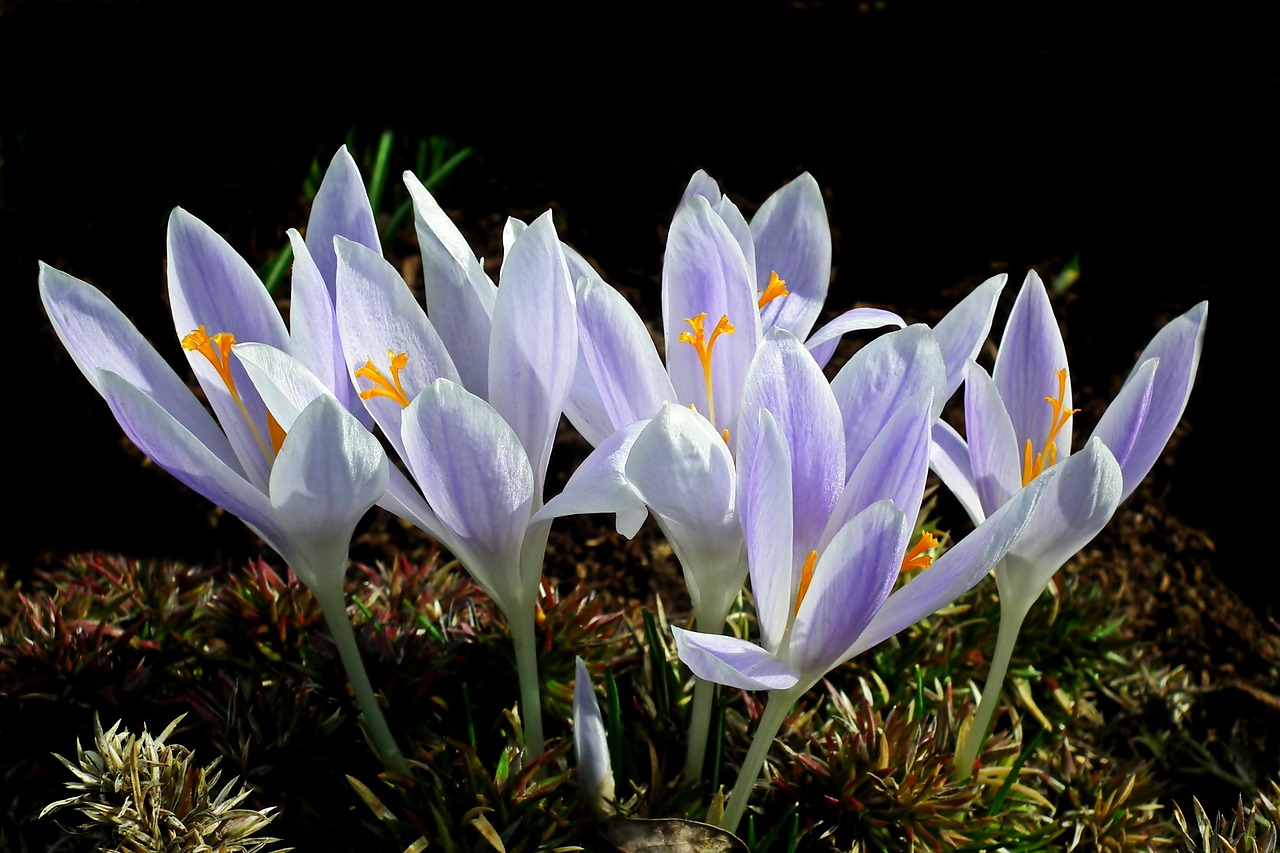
[1021,368,1080,486]
[757,271,790,310]
[678,312,735,427]
[901,532,939,572]
[356,351,412,409]
[181,325,275,465]
[794,550,819,615]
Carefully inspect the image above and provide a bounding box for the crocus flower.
[671,329,1051,832]
[935,270,1208,777]
[573,658,615,815]
[334,206,577,757]
[39,265,406,772]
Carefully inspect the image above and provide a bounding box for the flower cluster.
[39,149,1206,839]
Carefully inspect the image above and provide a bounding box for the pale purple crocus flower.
[671,329,1052,832]
[38,262,408,772]
[334,208,577,757]
[573,657,615,815]
[936,270,1209,778]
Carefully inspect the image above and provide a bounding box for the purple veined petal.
[401,379,534,615]
[822,389,932,551]
[847,468,1052,658]
[930,420,986,526]
[678,169,723,210]
[488,212,578,497]
[268,395,388,598]
[792,500,908,677]
[39,264,240,473]
[305,146,381,299]
[378,466,449,544]
[965,361,1023,518]
[996,438,1123,611]
[534,419,651,538]
[738,329,845,559]
[672,626,801,691]
[736,409,796,656]
[279,233,370,426]
[573,657,615,810]
[662,196,761,435]
[570,276,676,445]
[1090,358,1157,494]
[931,273,1007,401]
[993,271,1074,463]
[233,342,334,430]
[830,324,946,479]
[805,307,907,369]
[404,170,497,397]
[1097,301,1207,501]
[711,196,757,290]
[95,370,286,549]
[752,172,831,341]
[335,236,460,461]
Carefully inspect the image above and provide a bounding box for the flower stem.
[314,587,409,775]
[682,598,733,782]
[952,600,1030,781]
[719,685,805,834]
[508,608,545,758]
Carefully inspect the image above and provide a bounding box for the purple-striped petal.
[929,420,985,526]
[752,172,831,341]
[534,419,650,538]
[1090,358,1156,493]
[805,307,907,369]
[672,627,800,691]
[737,409,796,655]
[964,361,1023,517]
[931,273,1006,400]
[573,657,615,810]
[678,169,723,209]
[305,146,380,299]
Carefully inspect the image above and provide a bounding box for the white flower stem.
[508,607,545,759]
[952,600,1030,781]
[719,684,806,835]
[314,586,409,775]
[682,598,733,782]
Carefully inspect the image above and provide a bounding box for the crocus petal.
[335,236,459,460]
[488,211,578,497]
[752,172,831,341]
[931,273,1006,400]
[739,329,845,558]
[997,438,1124,612]
[39,264,239,472]
[268,395,388,598]
[534,419,650,538]
[401,379,534,614]
[95,370,285,548]
[993,271,1073,460]
[1090,358,1157,493]
[305,146,381,298]
[569,276,676,445]
[672,627,800,691]
[792,500,908,677]
[678,169,723,209]
[662,196,760,434]
[573,658,615,811]
[1095,301,1208,500]
[404,170,497,397]
[847,468,1052,658]
[830,324,946,479]
[234,342,333,430]
[805,307,908,369]
[736,410,796,655]
[964,361,1023,516]
[711,196,757,287]
[929,420,986,526]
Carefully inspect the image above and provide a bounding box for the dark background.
[0,1,1262,601]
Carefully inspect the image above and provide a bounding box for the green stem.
[720,685,805,834]
[682,598,733,782]
[508,608,545,758]
[314,587,409,775]
[952,600,1030,781]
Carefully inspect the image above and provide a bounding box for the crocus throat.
[357,351,412,409]
[1021,368,1079,486]
[181,326,283,462]
[678,313,735,428]
[757,272,789,310]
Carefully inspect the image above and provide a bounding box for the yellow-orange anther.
[757,271,789,310]
[679,312,735,427]
[357,351,412,409]
[901,532,940,572]
[1021,368,1080,486]
[267,412,287,456]
[182,326,240,398]
[794,550,820,615]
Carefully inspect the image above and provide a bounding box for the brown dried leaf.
[598,817,747,852]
